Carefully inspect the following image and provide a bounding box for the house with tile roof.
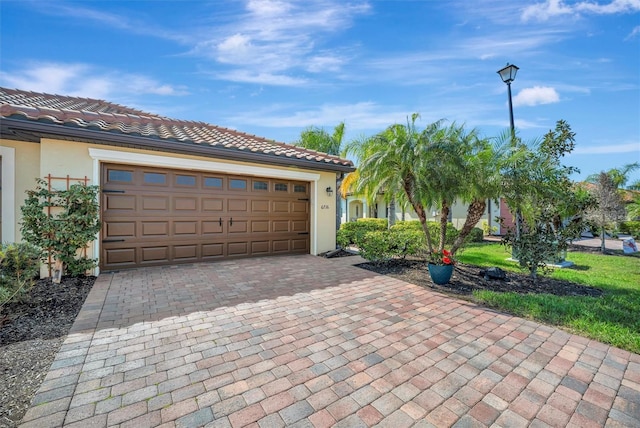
[0,87,354,273]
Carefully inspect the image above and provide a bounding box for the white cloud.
[226,101,411,131]
[36,3,189,43]
[193,0,371,83]
[573,143,640,154]
[0,62,188,100]
[522,0,640,21]
[626,25,640,39]
[215,70,309,86]
[513,86,561,107]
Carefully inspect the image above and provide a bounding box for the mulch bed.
[0,276,95,428]
[357,258,603,297]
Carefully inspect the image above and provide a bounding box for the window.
[253,181,268,191]
[230,179,247,190]
[294,184,306,193]
[108,169,133,182]
[204,177,222,188]
[144,172,166,184]
[176,175,196,186]
[275,183,288,192]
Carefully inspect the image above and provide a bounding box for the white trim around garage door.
[88,148,322,273]
[0,146,16,243]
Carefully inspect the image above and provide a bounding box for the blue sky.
[1,0,639,184]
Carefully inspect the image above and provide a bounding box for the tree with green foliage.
[344,115,488,256]
[294,122,345,156]
[449,130,504,254]
[587,162,640,220]
[627,195,640,220]
[501,120,594,279]
[294,122,347,233]
[21,179,101,276]
[344,115,440,252]
[584,172,627,253]
[587,162,639,190]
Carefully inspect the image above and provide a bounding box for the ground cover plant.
[457,242,640,353]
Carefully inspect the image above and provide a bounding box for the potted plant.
[428,249,455,285]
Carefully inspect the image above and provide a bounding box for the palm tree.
[587,162,639,190]
[294,122,346,231]
[449,131,503,254]
[345,115,463,253]
[294,122,345,156]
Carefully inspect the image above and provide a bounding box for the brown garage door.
[101,163,310,270]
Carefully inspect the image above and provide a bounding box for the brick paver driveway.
[20,255,640,427]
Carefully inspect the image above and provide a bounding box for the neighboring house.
[0,88,354,274]
[341,193,503,234]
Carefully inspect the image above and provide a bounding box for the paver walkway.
[20,255,640,427]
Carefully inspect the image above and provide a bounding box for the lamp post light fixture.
[497,63,519,141]
[497,63,522,242]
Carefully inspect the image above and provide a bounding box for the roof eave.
[0,117,355,173]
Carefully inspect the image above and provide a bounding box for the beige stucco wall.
[342,194,493,231]
[1,139,40,242]
[3,137,340,274]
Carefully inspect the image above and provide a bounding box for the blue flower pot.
[428,263,454,285]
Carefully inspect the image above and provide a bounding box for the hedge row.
[337,219,483,263]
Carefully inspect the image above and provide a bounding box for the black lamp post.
[497,63,521,242]
[497,63,519,141]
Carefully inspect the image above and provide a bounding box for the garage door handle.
[102,239,126,243]
[102,189,125,193]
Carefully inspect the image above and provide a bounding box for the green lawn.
[457,242,640,354]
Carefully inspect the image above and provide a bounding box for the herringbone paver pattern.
[19,255,640,427]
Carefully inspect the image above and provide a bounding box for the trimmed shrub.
[0,242,42,303]
[358,231,392,263]
[390,220,459,247]
[467,227,484,243]
[619,221,640,239]
[338,218,388,247]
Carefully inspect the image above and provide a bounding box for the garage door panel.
[105,247,136,265]
[228,199,248,212]
[174,245,197,260]
[228,220,248,233]
[142,246,169,262]
[202,220,223,234]
[251,241,270,254]
[292,220,308,233]
[251,220,269,233]
[291,201,308,213]
[104,194,136,211]
[273,240,290,252]
[272,221,289,232]
[142,196,169,210]
[105,221,136,238]
[101,163,310,270]
[174,221,198,235]
[142,221,169,236]
[203,199,224,211]
[272,201,289,213]
[203,243,224,257]
[292,239,309,251]
[228,242,248,256]
[175,197,197,211]
[252,200,269,212]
